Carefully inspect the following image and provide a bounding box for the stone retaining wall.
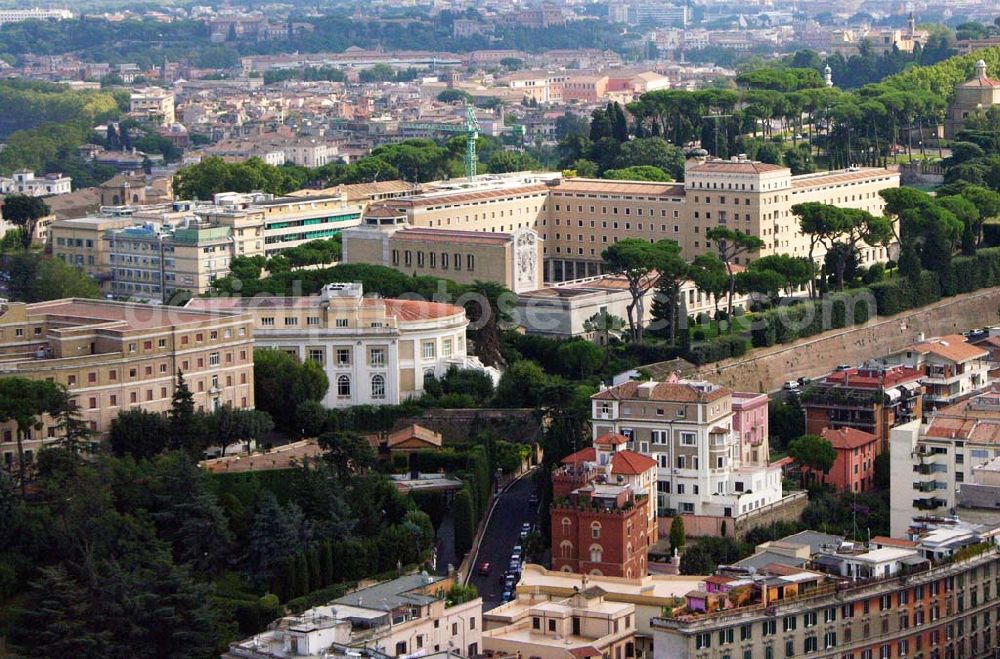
[692,287,1000,393]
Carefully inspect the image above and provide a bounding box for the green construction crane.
[464,102,481,181]
[399,102,481,180]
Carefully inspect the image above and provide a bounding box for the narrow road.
[469,472,540,611]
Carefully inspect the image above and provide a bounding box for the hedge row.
[750,289,875,348]
[745,247,1000,352]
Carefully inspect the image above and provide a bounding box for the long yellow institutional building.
[0,298,255,467]
[346,158,900,283]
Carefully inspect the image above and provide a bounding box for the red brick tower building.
[551,433,658,578]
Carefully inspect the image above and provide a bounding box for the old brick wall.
[692,287,1000,393]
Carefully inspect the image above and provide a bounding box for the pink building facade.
[732,391,769,466]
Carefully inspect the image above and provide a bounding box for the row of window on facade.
[300,341,452,367]
[63,349,247,387]
[393,250,475,271]
[334,373,386,399]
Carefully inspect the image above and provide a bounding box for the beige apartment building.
[591,377,786,523]
[355,161,899,286]
[50,191,365,300]
[0,298,254,468]
[483,587,637,659]
[652,527,1000,659]
[129,87,176,125]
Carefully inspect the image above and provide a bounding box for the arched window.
[560,540,573,559]
[591,521,601,540]
[371,374,386,399]
[589,544,603,563]
[562,517,572,536]
[561,565,573,573]
[337,375,351,397]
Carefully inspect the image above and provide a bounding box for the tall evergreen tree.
[168,370,197,454]
[9,565,111,656]
[247,491,309,585]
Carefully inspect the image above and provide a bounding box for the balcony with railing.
[652,546,998,634]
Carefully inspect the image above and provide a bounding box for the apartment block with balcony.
[187,283,496,409]
[0,298,254,470]
[801,363,924,450]
[890,389,1000,537]
[552,432,658,578]
[226,573,482,659]
[652,525,1000,659]
[590,376,785,524]
[254,193,363,254]
[129,87,175,126]
[885,335,991,410]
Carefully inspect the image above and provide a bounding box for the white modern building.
[514,272,750,340]
[187,283,497,408]
[884,334,991,409]
[0,8,72,25]
[889,389,1000,538]
[590,376,784,519]
[1,170,72,196]
[226,572,482,659]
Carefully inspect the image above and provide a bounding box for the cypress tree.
[294,554,310,598]
[320,541,334,587]
[452,487,475,558]
[307,547,321,591]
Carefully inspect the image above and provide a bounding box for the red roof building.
[551,438,658,578]
[813,426,881,493]
[801,363,923,451]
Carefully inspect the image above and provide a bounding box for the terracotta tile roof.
[386,423,442,448]
[871,536,918,549]
[32,299,239,330]
[821,426,879,450]
[594,432,629,447]
[686,159,787,174]
[592,379,730,403]
[569,646,602,659]
[381,299,465,321]
[821,365,922,389]
[562,447,597,464]
[552,178,686,197]
[187,296,465,322]
[959,74,1000,88]
[704,575,735,585]
[610,450,657,475]
[908,334,988,363]
[392,227,514,245]
[383,183,550,209]
[791,167,899,190]
[363,204,406,218]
